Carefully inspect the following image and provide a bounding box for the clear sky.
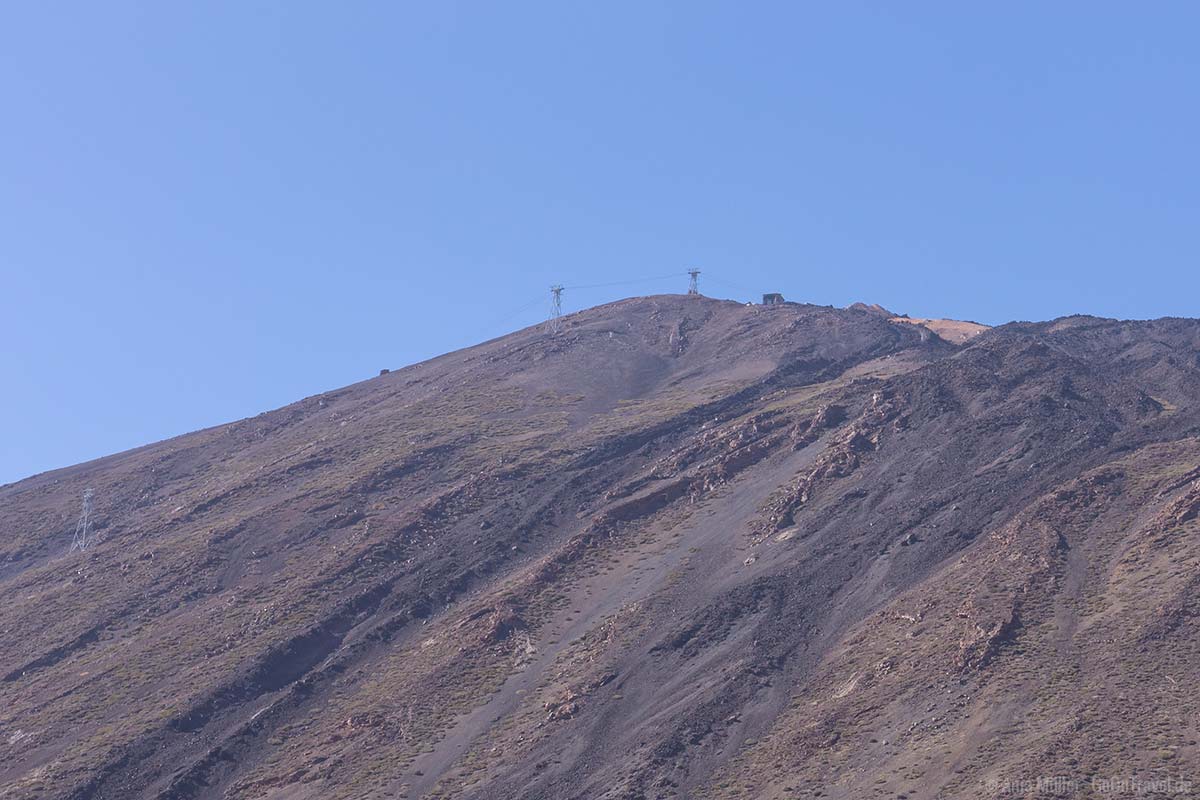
[3,2,1199,485]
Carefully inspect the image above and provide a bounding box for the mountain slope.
[1,296,1198,799]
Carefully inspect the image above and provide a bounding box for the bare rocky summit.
[2,295,1198,799]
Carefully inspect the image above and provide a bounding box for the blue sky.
[3,2,1199,484]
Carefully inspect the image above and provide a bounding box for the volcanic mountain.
[2,295,1199,799]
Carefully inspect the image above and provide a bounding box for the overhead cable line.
[465,269,762,344]
[467,293,545,342]
[563,272,685,291]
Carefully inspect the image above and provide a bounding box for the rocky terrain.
[1,294,1198,799]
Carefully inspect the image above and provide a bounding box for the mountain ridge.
[2,294,1198,799]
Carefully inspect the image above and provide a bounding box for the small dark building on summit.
[762,292,785,305]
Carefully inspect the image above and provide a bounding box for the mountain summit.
[2,295,1199,799]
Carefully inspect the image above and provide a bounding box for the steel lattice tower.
[687,269,701,295]
[69,488,95,552]
[549,285,564,334]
